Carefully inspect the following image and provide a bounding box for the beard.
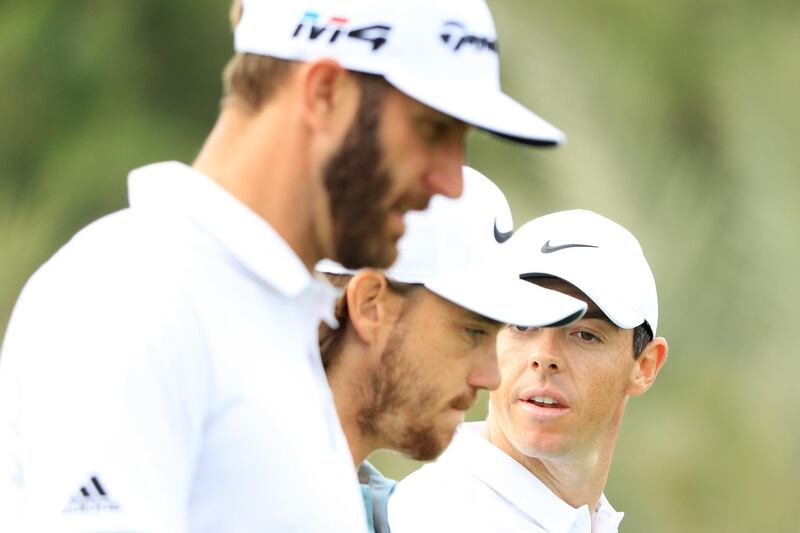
[356,321,474,461]
[323,83,396,270]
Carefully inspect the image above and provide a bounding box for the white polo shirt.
[0,162,368,533]
[388,424,624,533]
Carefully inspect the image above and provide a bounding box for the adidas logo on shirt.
[62,475,120,513]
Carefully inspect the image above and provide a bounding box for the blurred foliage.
[1,0,798,531]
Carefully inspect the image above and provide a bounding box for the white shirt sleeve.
[1,255,210,533]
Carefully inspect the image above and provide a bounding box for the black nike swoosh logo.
[541,240,598,253]
[494,219,513,243]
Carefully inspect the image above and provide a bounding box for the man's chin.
[407,442,447,462]
[334,234,398,270]
[371,240,399,270]
[404,426,458,462]
[513,433,572,461]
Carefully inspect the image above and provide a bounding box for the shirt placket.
[297,284,346,452]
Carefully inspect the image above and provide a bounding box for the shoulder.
[2,207,214,411]
[388,460,497,533]
[12,203,231,329]
[388,425,549,533]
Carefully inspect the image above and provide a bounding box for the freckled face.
[489,279,637,460]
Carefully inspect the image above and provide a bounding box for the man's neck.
[481,418,619,515]
[327,360,377,467]
[193,100,322,270]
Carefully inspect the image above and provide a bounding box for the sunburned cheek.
[495,336,525,364]
[580,371,629,425]
[499,355,528,388]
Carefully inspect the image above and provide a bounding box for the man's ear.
[299,58,360,133]
[627,336,668,397]
[345,271,403,346]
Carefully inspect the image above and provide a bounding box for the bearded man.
[317,169,585,533]
[0,0,566,531]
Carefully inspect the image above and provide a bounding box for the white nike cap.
[235,0,564,146]
[507,209,659,335]
[317,168,587,327]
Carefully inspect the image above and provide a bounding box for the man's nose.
[423,136,465,198]
[528,336,564,374]
[469,352,501,391]
[530,356,560,372]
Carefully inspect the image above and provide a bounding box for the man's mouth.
[393,207,410,220]
[519,388,569,411]
[526,395,564,408]
[393,194,430,215]
[449,392,476,411]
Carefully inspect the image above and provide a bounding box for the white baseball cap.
[235,0,565,146]
[507,209,659,335]
[317,168,586,327]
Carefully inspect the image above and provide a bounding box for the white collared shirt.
[0,162,368,533]
[388,425,624,533]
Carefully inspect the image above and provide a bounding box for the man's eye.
[423,120,451,141]
[466,327,487,338]
[576,331,599,342]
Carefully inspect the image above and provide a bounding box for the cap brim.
[521,272,645,330]
[316,259,357,276]
[425,273,586,327]
[580,285,646,330]
[386,75,566,147]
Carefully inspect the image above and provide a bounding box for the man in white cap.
[0,0,566,532]
[388,210,669,533]
[317,169,586,533]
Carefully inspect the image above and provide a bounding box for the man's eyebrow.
[463,310,503,329]
[580,306,617,326]
[420,110,465,127]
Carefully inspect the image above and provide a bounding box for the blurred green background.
[1,0,798,531]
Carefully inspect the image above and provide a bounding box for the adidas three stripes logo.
[62,475,120,513]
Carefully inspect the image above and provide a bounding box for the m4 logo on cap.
[292,11,391,51]
[440,21,497,53]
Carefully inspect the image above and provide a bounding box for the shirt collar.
[441,425,624,533]
[127,161,337,311]
[359,462,396,533]
[594,494,624,533]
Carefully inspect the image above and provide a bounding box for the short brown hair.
[223,0,392,110]
[318,274,355,371]
[318,274,420,371]
[222,0,296,109]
